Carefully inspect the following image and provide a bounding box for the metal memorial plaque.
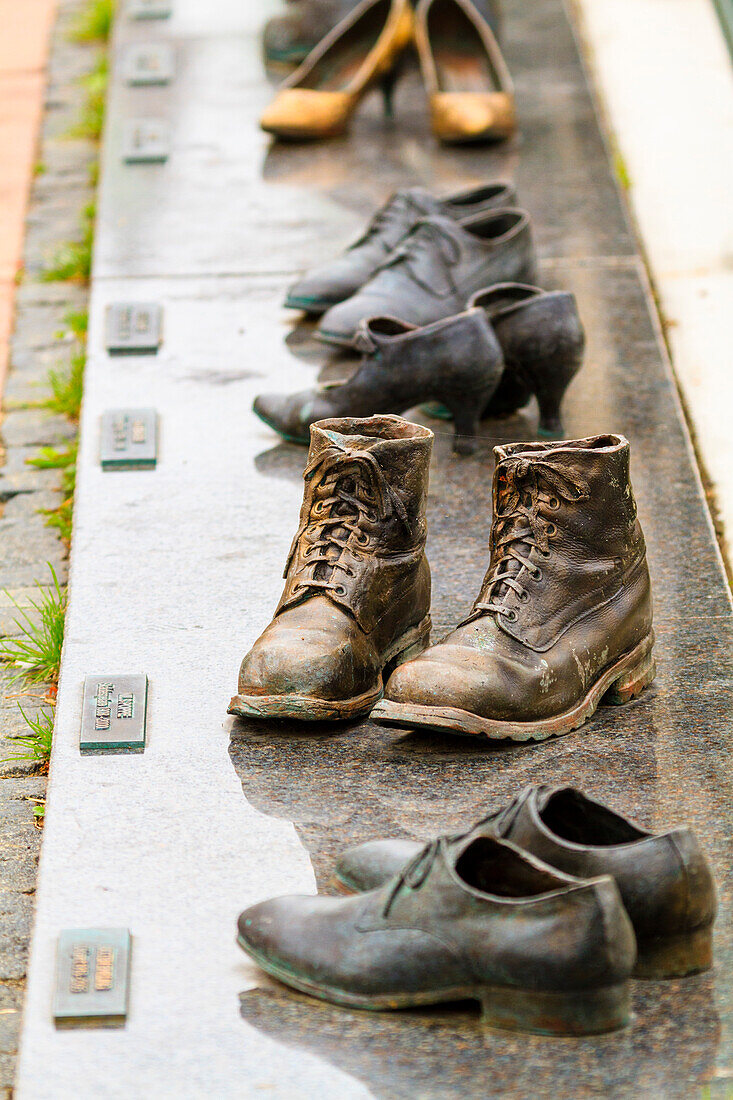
[122,119,170,163]
[129,0,172,18]
[106,302,162,354]
[123,43,175,85]
[101,408,158,471]
[80,675,148,754]
[54,928,132,1029]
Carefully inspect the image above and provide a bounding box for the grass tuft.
[27,443,78,543]
[41,204,95,284]
[44,350,85,421]
[3,706,55,770]
[69,0,116,44]
[0,568,67,684]
[68,54,109,142]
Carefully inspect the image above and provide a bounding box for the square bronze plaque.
[54,929,132,1029]
[123,43,175,85]
[122,119,170,163]
[129,0,172,18]
[101,409,158,471]
[80,675,148,754]
[105,302,162,354]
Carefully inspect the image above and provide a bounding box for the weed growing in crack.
[45,350,85,421]
[42,204,96,284]
[68,54,109,142]
[69,0,116,44]
[0,567,67,684]
[4,705,55,771]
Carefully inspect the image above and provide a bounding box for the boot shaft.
[277,415,433,630]
[476,435,650,650]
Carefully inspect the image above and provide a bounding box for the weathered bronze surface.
[105,303,162,354]
[80,675,148,754]
[122,120,170,164]
[237,834,636,1035]
[374,434,655,739]
[229,415,433,721]
[53,929,131,1028]
[123,43,175,86]
[100,408,158,471]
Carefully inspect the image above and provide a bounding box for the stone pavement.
[0,1,94,1094]
[14,0,733,1097]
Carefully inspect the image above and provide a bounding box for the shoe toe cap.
[336,838,423,893]
[253,392,321,443]
[384,642,527,719]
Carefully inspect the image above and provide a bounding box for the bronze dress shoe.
[260,0,414,140]
[285,181,517,314]
[229,415,433,721]
[318,207,537,347]
[253,306,504,454]
[373,434,655,738]
[238,833,636,1035]
[334,785,717,980]
[415,0,515,143]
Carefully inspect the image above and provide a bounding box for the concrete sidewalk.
[14,0,733,1096]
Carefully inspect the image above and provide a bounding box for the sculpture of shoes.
[424,283,585,436]
[229,415,433,721]
[260,0,414,140]
[334,785,717,980]
[317,207,537,347]
[372,434,656,739]
[285,180,517,314]
[263,0,362,69]
[473,283,585,434]
[253,307,504,454]
[415,0,515,143]
[237,833,636,1035]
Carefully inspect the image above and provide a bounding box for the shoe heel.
[478,981,630,1036]
[449,406,482,455]
[604,648,656,705]
[530,352,583,437]
[387,616,431,674]
[635,925,713,980]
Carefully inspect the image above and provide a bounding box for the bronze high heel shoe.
[414,0,515,144]
[260,0,413,140]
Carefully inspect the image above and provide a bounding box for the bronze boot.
[373,434,655,740]
[229,415,433,721]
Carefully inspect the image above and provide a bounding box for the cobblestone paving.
[0,2,93,1093]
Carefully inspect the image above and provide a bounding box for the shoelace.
[473,457,589,623]
[381,786,542,917]
[376,219,462,298]
[285,444,409,599]
[349,193,425,253]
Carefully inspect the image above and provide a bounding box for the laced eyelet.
[312,500,324,515]
[532,568,543,581]
[548,496,560,510]
[503,608,518,622]
[540,549,551,558]
[545,523,557,538]
[356,530,370,546]
[518,590,529,602]
[335,584,347,597]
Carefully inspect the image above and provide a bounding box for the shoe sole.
[372,632,655,742]
[283,295,341,314]
[315,328,359,349]
[227,616,431,722]
[252,404,309,446]
[237,936,630,1035]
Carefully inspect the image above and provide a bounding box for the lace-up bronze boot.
[373,434,655,740]
[229,415,433,721]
